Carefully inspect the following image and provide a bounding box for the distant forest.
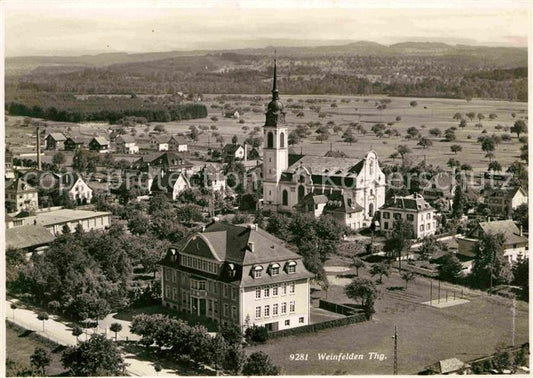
[5,95,207,123]
[5,49,528,103]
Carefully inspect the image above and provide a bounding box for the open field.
[6,321,67,376]
[247,263,529,375]
[6,95,527,172]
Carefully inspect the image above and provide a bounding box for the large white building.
[159,222,313,331]
[261,60,386,229]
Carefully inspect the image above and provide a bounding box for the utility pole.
[511,297,516,347]
[392,325,398,375]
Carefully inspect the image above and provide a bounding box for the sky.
[3,0,530,57]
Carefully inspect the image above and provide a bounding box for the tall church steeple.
[265,56,285,127]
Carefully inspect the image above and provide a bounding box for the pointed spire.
[272,49,279,100]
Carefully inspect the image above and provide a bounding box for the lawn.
[5,321,68,377]
[247,265,529,375]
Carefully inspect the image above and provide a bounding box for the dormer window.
[253,265,263,278]
[270,263,280,276]
[286,261,297,274]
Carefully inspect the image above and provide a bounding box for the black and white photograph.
[1,0,530,376]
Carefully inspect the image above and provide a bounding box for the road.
[5,299,178,376]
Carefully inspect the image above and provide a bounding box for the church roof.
[285,155,365,176]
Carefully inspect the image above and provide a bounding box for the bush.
[245,325,269,343]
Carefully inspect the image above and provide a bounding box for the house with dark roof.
[222,143,246,161]
[168,135,188,152]
[151,170,191,200]
[456,219,528,264]
[45,133,67,150]
[89,137,110,153]
[64,136,88,151]
[6,224,55,252]
[377,193,436,239]
[5,179,39,212]
[191,164,226,193]
[484,187,528,218]
[133,152,194,176]
[150,134,170,151]
[260,60,385,230]
[115,135,139,154]
[421,172,457,208]
[60,173,93,204]
[159,222,313,330]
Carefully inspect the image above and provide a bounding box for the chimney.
[36,126,42,170]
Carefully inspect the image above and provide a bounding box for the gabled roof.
[474,220,527,245]
[286,155,364,176]
[5,179,38,193]
[169,135,187,144]
[116,135,136,143]
[151,171,190,192]
[151,134,171,144]
[223,144,244,155]
[485,186,527,200]
[324,193,364,214]
[6,225,55,250]
[60,173,91,191]
[381,194,433,212]
[135,152,193,167]
[46,133,67,141]
[65,136,89,144]
[90,137,109,146]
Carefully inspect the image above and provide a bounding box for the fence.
[269,313,367,339]
[318,299,362,316]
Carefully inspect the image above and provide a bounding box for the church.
[261,60,386,230]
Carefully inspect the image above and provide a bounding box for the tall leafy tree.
[471,232,513,289]
[242,352,280,376]
[30,347,51,376]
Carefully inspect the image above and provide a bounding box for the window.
[214,300,218,314]
[253,266,263,278]
[271,266,280,276]
[264,287,270,298]
[232,288,237,300]
[214,282,218,294]
[255,306,261,319]
[282,284,287,295]
[427,223,431,230]
[282,190,288,206]
[298,185,305,203]
[199,281,206,291]
[281,302,287,314]
[426,213,431,220]
[406,214,414,222]
[264,305,270,317]
[223,284,229,297]
[299,317,304,324]
[393,213,402,220]
[173,287,177,300]
[420,224,425,232]
[224,304,229,317]
[255,287,261,299]
[232,306,237,319]
[280,132,285,148]
[273,304,279,316]
[384,222,389,230]
[272,285,278,296]
[285,319,290,326]
[267,132,274,148]
[287,261,297,274]
[290,301,295,313]
[289,282,295,294]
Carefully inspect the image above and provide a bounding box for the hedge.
[319,299,361,316]
[268,313,367,339]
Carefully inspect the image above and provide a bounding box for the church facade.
[261,61,386,230]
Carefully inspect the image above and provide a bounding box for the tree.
[471,232,513,290]
[345,277,377,305]
[396,145,411,166]
[369,262,390,283]
[488,161,502,172]
[512,203,528,232]
[466,112,476,121]
[127,211,150,235]
[417,236,439,261]
[219,323,243,347]
[512,258,528,301]
[110,322,123,342]
[351,257,365,276]
[481,137,496,158]
[438,253,463,283]
[48,300,61,314]
[444,129,456,142]
[52,152,66,167]
[208,333,228,372]
[417,137,432,149]
[72,325,83,343]
[453,112,463,121]
[401,271,415,289]
[61,334,125,376]
[410,101,418,107]
[450,145,462,154]
[451,183,467,218]
[30,347,51,376]
[223,345,246,375]
[459,119,467,128]
[242,352,280,376]
[384,219,414,271]
[510,120,527,138]
[37,312,49,332]
[429,128,442,137]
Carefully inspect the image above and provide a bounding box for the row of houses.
[44,133,188,154]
